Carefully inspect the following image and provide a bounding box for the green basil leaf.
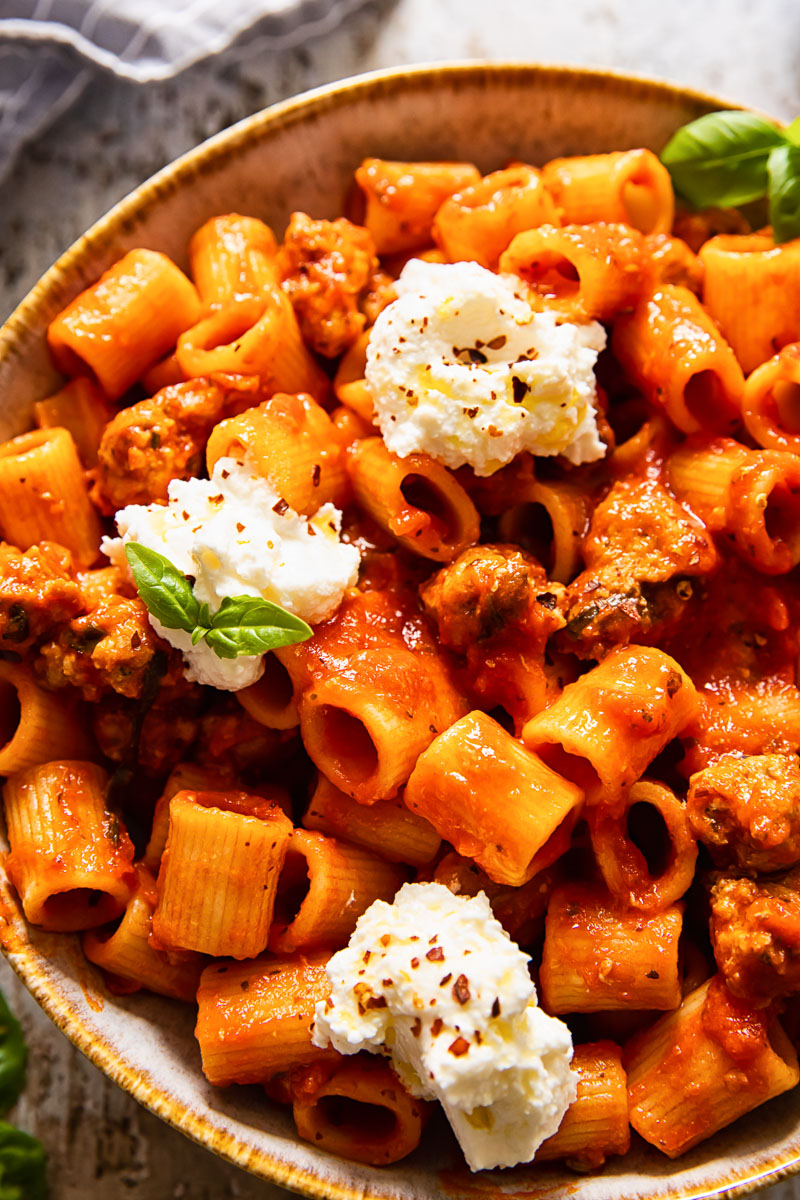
[0,994,26,1117]
[125,545,200,634]
[0,1121,47,1200]
[204,595,312,659]
[785,115,800,146]
[768,142,800,242]
[661,110,786,207]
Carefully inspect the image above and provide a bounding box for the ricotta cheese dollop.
[365,258,607,476]
[102,456,360,691]
[312,881,577,1172]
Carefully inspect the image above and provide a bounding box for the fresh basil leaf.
[204,596,312,659]
[768,141,800,242]
[0,1121,47,1200]
[661,110,786,208]
[785,115,800,146]
[125,545,200,634]
[211,595,312,635]
[0,995,25,1117]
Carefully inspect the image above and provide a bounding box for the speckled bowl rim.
[1,60,797,1200]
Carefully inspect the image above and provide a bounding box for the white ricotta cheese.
[365,258,607,476]
[312,881,577,1172]
[102,456,360,691]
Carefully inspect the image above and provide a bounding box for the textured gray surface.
[3,0,800,1196]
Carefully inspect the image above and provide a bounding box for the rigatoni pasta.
[5,127,800,1178]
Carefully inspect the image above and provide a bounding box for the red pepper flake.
[312,464,321,487]
[365,995,387,1010]
[130,631,141,649]
[273,498,289,515]
[380,934,391,947]
[220,470,230,479]
[410,958,420,969]
[475,1030,483,1044]
[362,951,371,964]
[491,998,501,1018]
[440,974,452,986]
[453,975,471,1005]
[512,376,530,404]
[181,510,190,521]
[210,493,224,504]
[307,523,317,537]
[426,946,444,962]
[449,1037,470,1057]
[463,406,479,419]
[236,522,245,533]
[487,334,507,350]
[431,1018,444,1036]
[411,1018,422,1038]
[382,979,393,988]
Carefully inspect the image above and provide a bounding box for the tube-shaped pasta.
[499,223,647,321]
[303,774,441,867]
[743,344,800,454]
[522,646,698,805]
[139,351,185,393]
[608,404,676,480]
[588,780,698,911]
[297,642,465,804]
[33,377,111,468]
[496,475,591,582]
[177,290,328,401]
[541,149,674,234]
[433,165,559,269]
[142,764,259,874]
[152,793,293,959]
[354,159,481,255]
[612,285,744,434]
[269,829,407,954]
[643,233,704,293]
[331,405,374,447]
[535,1041,630,1168]
[83,866,204,1002]
[206,392,348,515]
[539,882,683,1013]
[727,451,800,574]
[699,234,800,375]
[293,1056,427,1166]
[236,653,299,730]
[405,710,583,887]
[0,427,102,567]
[347,438,480,562]
[47,248,202,399]
[188,213,279,303]
[667,436,750,531]
[196,951,334,1085]
[626,975,800,1157]
[333,330,375,422]
[3,760,136,932]
[0,662,91,775]
[670,438,800,573]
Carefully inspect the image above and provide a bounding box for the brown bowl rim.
[1,59,795,1200]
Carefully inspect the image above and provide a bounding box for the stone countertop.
[3,0,800,1196]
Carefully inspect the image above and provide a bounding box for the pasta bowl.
[0,61,798,1200]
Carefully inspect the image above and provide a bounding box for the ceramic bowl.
[0,62,797,1200]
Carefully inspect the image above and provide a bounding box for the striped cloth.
[0,0,367,178]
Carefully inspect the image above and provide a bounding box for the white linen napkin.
[0,0,368,179]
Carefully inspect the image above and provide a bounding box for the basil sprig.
[125,544,312,660]
[660,110,800,242]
